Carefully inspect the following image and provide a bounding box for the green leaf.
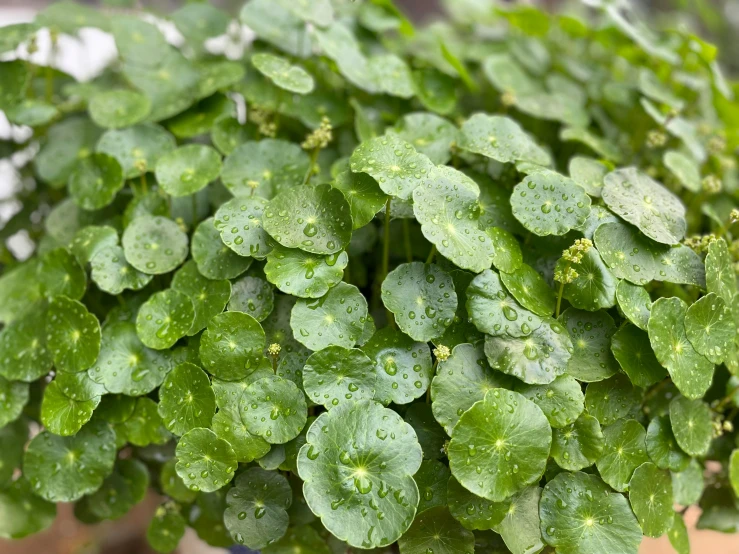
[252,53,314,94]
[672,459,704,506]
[648,297,714,400]
[576,205,621,240]
[705,238,736,303]
[47,296,101,373]
[569,156,608,197]
[262,525,331,554]
[241,375,307,444]
[363,327,433,406]
[24,420,116,502]
[551,414,604,471]
[611,324,666,388]
[0,22,37,53]
[492,486,545,554]
[596,419,649,492]
[414,459,450,513]
[297,399,423,549]
[484,318,572,384]
[458,113,550,166]
[228,275,274,322]
[628,462,674,537]
[559,308,619,382]
[584,374,640,426]
[539,472,642,554]
[214,196,275,260]
[221,139,310,198]
[69,153,125,211]
[211,115,253,156]
[731,450,739,498]
[668,513,690,554]
[122,397,170,447]
[0,375,28,427]
[601,167,686,245]
[446,474,509,530]
[160,458,197,504]
[466,269,543,338]
[511,171,591,236]
[89,321,170,396]
[500,264,555,317]
[97,123,176,179]
[86,458,149,520]
[646,415,690,472]
[431,342,512,434]
[136,289,194,350]
[156,144,222,197]
[413,166,496,273]
[655,244,705,288]
[664,150,701,193]
[175,427,236,493]
[158,363,215,435]
[488,227,523,273]
[36,116,102,187]
[413,68,457,115]
[669,396,712,457]
[350,134,435,200]
[448,389,551,502]
[290,282,368,350]
[399,506,475,554]
[615,280,651,331]
[224,466,292,549]
[332,171,388,230]
[171,260,232,336]
[240,0,311,57]
[303,346,376,409]
[390,112,458,165]
[199,311,266,381]
[265,245,348,299]
[405,402,446,460]
[122,215,188,275]
[89,90,151,129]
[382,262,457,342]
[91,245,154,295]
[515,375,585,429]
[37,247,87,300]
[147,502,186,553]
[0,303,53,382]
[264,184,352,255]
[192,217,252,280]
[593,221,666,285]
[40,380,99,436]
[0,479,56,539]
[560,126,622,163]
[684,292,734,364]
[71,225,119,266]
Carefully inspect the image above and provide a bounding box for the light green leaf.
[158,363,215,435]
[136,289,194,350]
[89,90,151,129]
[192,217,252,280]
[669,396,712,457]
[664,150,701,193]
[175,427,236,493]
[705,238,736,303]
[91,245,154,295]
[0,479,56,539]
[265,245,347,299]
[228,275,274,322]
[156,144,222,197]
[97,123,176,179]
[488,227,523,273]
[685,292,733,364]
[390,112,458,165]
[628,462,674,538]
[584,374,640,426]
[0,303,52,382]
[398,506,475,554]
[297,399,423,549]
[69,153,125,211]
[40,380,99,436]
[611,324,666,388]
[515,375,584,429]
[551,414,604,471]
[615,280,651,331]
[448,389,551,502]
[646,415,690,472]
[0,375,28,427]
[122,215,188,275]
[559,308,619,382]
[214,196,275,260]
[596,419,649,492]
[492,485,545,554]
[37,247,86,300]
[171,260,232,336]
[147,502,186,553]
[446,474,509,530]
[569,156,608,197]
[458,113,550,166]
[559,248,618,311]
[332,171,388,230]
[252,53,314,94]
[303,346,376,409]
[241,375,307,444]
[47,296,101,373]
[200,311,266,381]
[593,221,666,285]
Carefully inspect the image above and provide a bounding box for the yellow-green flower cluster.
[646,130,667,148]
[301,116,333,150]
[702,174,722,194]
[684,234,716,254]
[433,344,451,362]
[267,343,281,357]
[249,107,277,138]
[561,238,592,264]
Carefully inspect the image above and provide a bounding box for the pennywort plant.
[1,0,739,553]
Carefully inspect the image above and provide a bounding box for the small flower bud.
[301,116,333,150]
[730,209,739,225]
[702,174,722,195]
[646,130,667,149]
[267,343,281,357]
[433,345,451,362]
[500,91,516,108]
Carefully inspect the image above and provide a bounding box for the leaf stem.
[425,245,436,264]
[382,198,395,328]
[402,219,413,262]
[555,281,565,318]
[716,384,739,411]
[140,172,148,195]
[191,194,197,225]
[303,146,320,185]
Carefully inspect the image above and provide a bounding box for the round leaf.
[192,217,252,280]
[669,396,712,457]
[0,303,52,382]
[363,327,433,406]
[628,462,674,537]
[569,156,607,197]
[349,134,435,200]
[147,502,186,553]
[584,374,640,426]
[616,280,651,331]
[500,264,555,316]
[200,311,266,381]
[290,282,368,351]
[69,153,125,210]
[47,296,101,373]
[492,485,545,554]
[303,346,376,409]
[448,388,551,502]
[458,113,550,166]
[0,375,28,427]
[684,292,734,364]
[175,427,236,493]
[488,227,523,273]
[645,415,690,472]
[297,399,423,549]
[484,318,572,385]
[551,414,604,471]
[158,362,216,435]
[515,374,585,429]
[96,123,176,179]
[122,215,188,275]
[23,420,116,502]
[241,375,308,444]
[265,244,348,298]
[593,221,666,285]
[214,196,275,259]
[252,53,314,94]
[398,506,475,554]
[596,419,649,492]
[382,262,457,342]
[224,466,292,549]
[511,171,590,236]
[390,112,459,165]
[611,324,666,388]
[539,472,642,554]
[40,380,99,436]
[89,89,151,129]
[602,167,686,245]
[136,289,194,350]
[446,474,509,530]
[91,245,154,294]
[228,275,274,321]
[558,308,619,382]
[332,170,388,230]
[0,479,56,539]
[171,260,232,336]
[156,144,222,197]
[559,247,618,311]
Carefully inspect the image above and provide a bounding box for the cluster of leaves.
[2,0,739,553]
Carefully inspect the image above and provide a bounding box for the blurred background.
[0,0,738,553]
